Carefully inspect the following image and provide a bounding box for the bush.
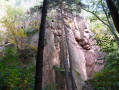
[96,33,116,52]
[85,32,119,89]
[89,49,119,90]
[0,46,35,89]
[43,83,58,90]
[0,6,27,50]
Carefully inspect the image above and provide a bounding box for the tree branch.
[80,7,110,27]
[101,0,119,47]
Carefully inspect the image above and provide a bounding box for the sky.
[81,0,91,5]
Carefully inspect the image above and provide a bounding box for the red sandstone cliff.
[30,11,104,90]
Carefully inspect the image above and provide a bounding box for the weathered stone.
[94,60,105,72]
[74,30,81,41]
[82,45,91,50]
[84,29,90,38]
[67,28,87,81]
[85,50,96,66]
[96,51,107,60]
[30,33,39,48]
[29,13,104,89]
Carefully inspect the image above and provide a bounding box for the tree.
[60,1,77,90]
[60,5,76,90]
[34,0,48,90]
[106,0,119,33]
[60,2,71,90]
[0,6,27,50]
[48,0,77,89]
[101,0,119,48]
[78,0,119,47]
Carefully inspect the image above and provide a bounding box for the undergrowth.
[0,46,35,89]
[90,49,119,90]
[86,35,119,90]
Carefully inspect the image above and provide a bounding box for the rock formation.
[30,11,104,89]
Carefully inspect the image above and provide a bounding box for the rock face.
[30,12,104,89]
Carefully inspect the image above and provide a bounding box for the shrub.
[43,83,58,90]
[85,32,119,89]
[89,49,119,89]
[0,46,35,89]
[1,6,27,50]
[96,33,116,52]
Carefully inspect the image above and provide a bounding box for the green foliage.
[83,1,119,88]
[88,41,119,89]
[0,31,4,44]
[48,0,81,14]
[18,47,36,63]
[113,0,119,10]
[43,83,58,90]
[97,33,117,52]
[53,67,66,71]
[86,12,109,40]
[0,46,35,89]
[0,5,27,49]
[89,19,105,38]
[90,49,119,89]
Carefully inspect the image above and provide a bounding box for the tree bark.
[60,2,76,90]
[106,0,119,33]
[34,0,48,90]
[60,2,71,90]
[62,12,76,90]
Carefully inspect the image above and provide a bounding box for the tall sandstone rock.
[30,12,104,89]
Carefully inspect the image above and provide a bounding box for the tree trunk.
[60,2,76,90]
[61,11,76,90]
[106,0,119,33]
[60,2,71,90]
[34,0,48,90]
